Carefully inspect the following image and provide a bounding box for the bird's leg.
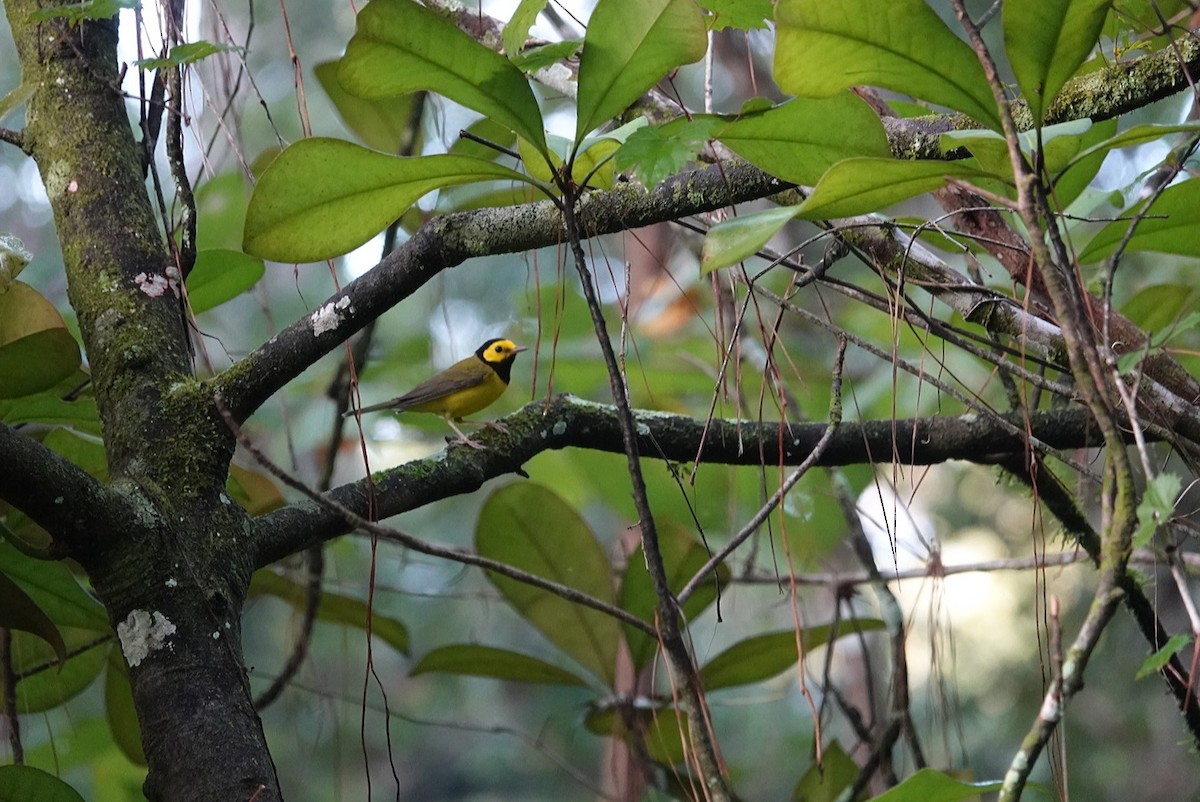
[444,417,486,450]
[458,417,509,434]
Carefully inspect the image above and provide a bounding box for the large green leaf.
[503,0,548,61]
[797,157,996,221]
[250,568,409,655]
[713,94,891,185]
[314,60,421,154]
[0,540,109,631]
[338,0,546,153]
[1004,0,1112,123]
[0,569,66,664]
[411,644,590,687]
[185,249,264,314]
[700,205,801,274]
[476,483,622,685]
[789,740,858,801]
[866,768,1002,802]
[0,766,85,802]
[618,526,729,672]
[0,282,81,399]
[774,0,1000,129]
[575,0,707,144]
[699,620,884,690]
[4,629,109,714]
[1078,179,1200,263]
[242,138,531,262]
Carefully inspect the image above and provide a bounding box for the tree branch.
[249,396,1141,568]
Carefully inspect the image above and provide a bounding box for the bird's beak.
[513,346,528,354]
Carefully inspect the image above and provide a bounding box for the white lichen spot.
[164,577,177,588]
[117,609,177,667]
[552,421,567,436]
[636,422,651,436]
[134,271,172,298]
[311,296,354,337]
[67,179,78,193]
[55,496,64,504]
[212,631,221,640]
[1038,692,1060,722]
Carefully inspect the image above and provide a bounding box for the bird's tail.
[344,398,399,417]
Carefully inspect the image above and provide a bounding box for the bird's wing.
[388,370,489,410]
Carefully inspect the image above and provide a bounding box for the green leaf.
[1078,179,1200,263]
[618,526,729,672]
[0,392,99,434]
[4,629,109,714]
[614,120,715,188]
[133,41,240,70]
[0,541,109,632]
[866,768,1002,802]
[314,60,421,154]
[476,483,622,685]
[339,0,547,154]
[700,0,774,30]
[503,0,548,60]
[1062,122,1200,175]
[28,0,137,23]
[585,703,687,764]
[1120,283,1200,335]
[185,249,264,313]
[575,0,708,144]
[41,428,108,480]
[1004,0,1111,123]
[774,0,1000,129]
[1137,634,1191,680]
[511,39,583,72]
[700,621,884,690]
[0,766,85,802]
[0,282,82,399]
[700,205,801,274]
[250,569,409,655]
[0,569,66,665]
[1133,473,1181,548]
[242,138,531,262]
[105,649,147,766]
[797,158,996,221]
[713,94,892,185]
[790,740,858,802]
[1052,116,1117,210]
[411,644,590,686]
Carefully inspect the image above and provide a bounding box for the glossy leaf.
[476,483,621,685]
[1063,122,1200,174]
[1051,116,1117,209]
[250,569,409,655]
[226,464,285,516]
[585,703,687,764]
[797,157,996,221]
[0,392,99,433]
[314,60,420,154]
[133,41,240,70]
[618,526,729,671]
[700,205,801,274]
[790,740,858,802]
[700,620,884,690]
[510,39,583,72]
[775,0,1000,129]
[411,644,590,686]
[105,650,147,766]
[242,138,530,262]
[1004,0,1111,123]
[503,0,548,60]
[713,94,891,185]
[0,540,109,631]
[339,0,547,153]
[0,569,66,664]
[185,249,264,314]
[41,428,108,481]
[1120,283,1199,335]
[0,282,81,399]
[866,768,1002,802]
[1078,179,1200,263]
[4,630,109,714]
[575,0,707,144]
[0,766,85,802]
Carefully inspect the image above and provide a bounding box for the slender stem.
[559,187,730,801]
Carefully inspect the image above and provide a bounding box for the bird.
[347,338,526,449]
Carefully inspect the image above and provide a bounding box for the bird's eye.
[494,345,503,353]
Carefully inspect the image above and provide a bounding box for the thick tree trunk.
[6,4,281,799]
